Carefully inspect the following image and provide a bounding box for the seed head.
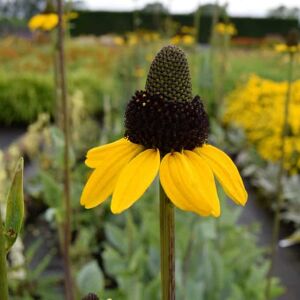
[286,28,300,47]
[145,45,193,101]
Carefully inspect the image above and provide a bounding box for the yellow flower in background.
[181,26,196,35]
[133,66,145,78]
[28,13,58,31]
[81,46,247,216]
[276,29,300,53]
[145,53,154,62]
[113,36,125,46]
[127,33,138,46]
[275,43,300,53]
[28,11,78,32]
[28,15,46,31]
[182,35,195,45]
[215,22,237,36]
[66,12,79,20]
[224,74,300,170]
[170,34,195,46]
[170,35,181,45]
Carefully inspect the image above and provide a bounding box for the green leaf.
[5,157,24,252]
[77,260,104,296]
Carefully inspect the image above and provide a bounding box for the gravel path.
[239,188,300,300]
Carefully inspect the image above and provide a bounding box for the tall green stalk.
[194,4,201,44]
[216,32,230,121]
[265,52,294,300]
[57,0,74,299]
[0,211,9,300]
[209,0,220,118]
[160,184,175,300]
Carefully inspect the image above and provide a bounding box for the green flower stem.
[193,6,201,44]
[217,33,230,121]
[0,210,9,300]
[265,52,294,300]
[160,184,175,300]
[57,1,74,299]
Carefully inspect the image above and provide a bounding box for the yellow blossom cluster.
[224,75,300,172]
[170,26,196,46]
[28,12,78,32]
[275,43,300,53]
[125,31,160,46]
[28,13,58,31]
[215,22,237,36]
[170,34,195,46]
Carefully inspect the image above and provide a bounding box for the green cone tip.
[145,45,193,101]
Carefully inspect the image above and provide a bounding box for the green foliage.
[0,72,105,125]
[5,158,24,251]
[0,72,54,124]
[100,187,283,300]
[9,239,63,300]
[77,260,104,296]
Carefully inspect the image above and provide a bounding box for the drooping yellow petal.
[111,149,160,214]
[85,138,143,168]
[160,151,220,217]
[81,140,143,209]
[195,144,247,206]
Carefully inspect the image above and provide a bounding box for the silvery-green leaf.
[77,260,104,295]
[5,157,24,252]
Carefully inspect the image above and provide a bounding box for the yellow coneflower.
[170,35,181,45]
[80,46,247,216]
[215,22,237,36]
[28,13,58,31]
[275,43,300,53]
[182,34,195,45]
[28,11,78,32]
[113,36,125,46]
[275,29,300,53]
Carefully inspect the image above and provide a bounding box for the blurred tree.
[0,0,45,19]
[142,2,169,14]
[267,5,300,19]
[195,3,227,16]
[0,0,84,19]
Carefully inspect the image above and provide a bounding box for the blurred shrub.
[0,72,105,125]
[0,72,54,125]
[224,74,300,173]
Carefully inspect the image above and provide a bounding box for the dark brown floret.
[124,91,209,153]
[286,29,300,47]
[82,293,99,300]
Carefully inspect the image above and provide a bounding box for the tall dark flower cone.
[145,45,193,101]
[82,293,99,300]
[286,29,300,47]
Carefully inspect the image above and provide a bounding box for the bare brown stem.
[57,1,74,299]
